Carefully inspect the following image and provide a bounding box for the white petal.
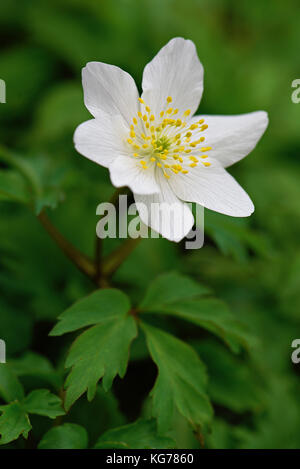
[134,170,194,242]
[82,62,139,124]
[74,115,127,168]
[190,111,268,168]
[109,156,160,195]
[169,165,254,217]
[141,37,204,118]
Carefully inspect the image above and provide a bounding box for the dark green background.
[0,0,300,449]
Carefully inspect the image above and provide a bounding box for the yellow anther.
[189,156,198,162]
[182,170,189,174]
[190,142,197,147]
[138,111,142,118]
[127,138,133,144]
[172,168,179,174]
[150,126,155,132]
[178,157,183,163]
[146,106,151,113]
[142,144,148,149]
[173,154,179,160]
[189,163,197,167]
[164,172,170,179]
[150,157,156,162]
[190,124,197,130]
[198,119,205,124]
[164,164,170,168]
[185,132,192,138]
[175,134,181,140]
[203,162,211,167]
[185,149,192,153]
[133,117,138,125]
[150,115,155,121]
[160,111,164,118]
[143,115,147,122]
[176,119,182,127]
[173,109,178,115]
[184,109,191,116]
[201,155,208,159]
[178,146,185,152]
[134,144,140,150]
[199,137,205,142]
[166,108,173,114]
[133,153,139,157]
[141,133,146,139]
[146,122,150,128]
[200,147,212,152]
[200,124,208,131]
[130,130,135,138]
[138,98,144,104]
[166,96,172,103]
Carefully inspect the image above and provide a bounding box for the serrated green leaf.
[64,314,137,410]
[23,389,65,419]
[141,323,213,432]
[0,364,24,403]
[148,298,253,353]
[0,401,31,445]
[38,423,88,449]
[50,288,131,336]
[139,272,211,310]
[94,419,176,449]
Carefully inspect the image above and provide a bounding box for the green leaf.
[139,272,252,353]
[139,272,211,310]
[151,298,252,353]
[141,322,213,432]
[0,402,31,445]
[0,364,24,403]
[50,288,131,336]
[64,313,137,410]
[38,423,88,449]
[94,419,176,449]
[23,389,65,419]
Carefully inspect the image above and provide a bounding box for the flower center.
[126,96,212,179]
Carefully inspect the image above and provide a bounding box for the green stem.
[94,187,129,280]
[38,210,96,279]
[102,237,142,277]
[0,143,142,284]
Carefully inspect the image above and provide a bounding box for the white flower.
[74,37,268,242]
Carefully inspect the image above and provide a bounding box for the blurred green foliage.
[0,0,300,449]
